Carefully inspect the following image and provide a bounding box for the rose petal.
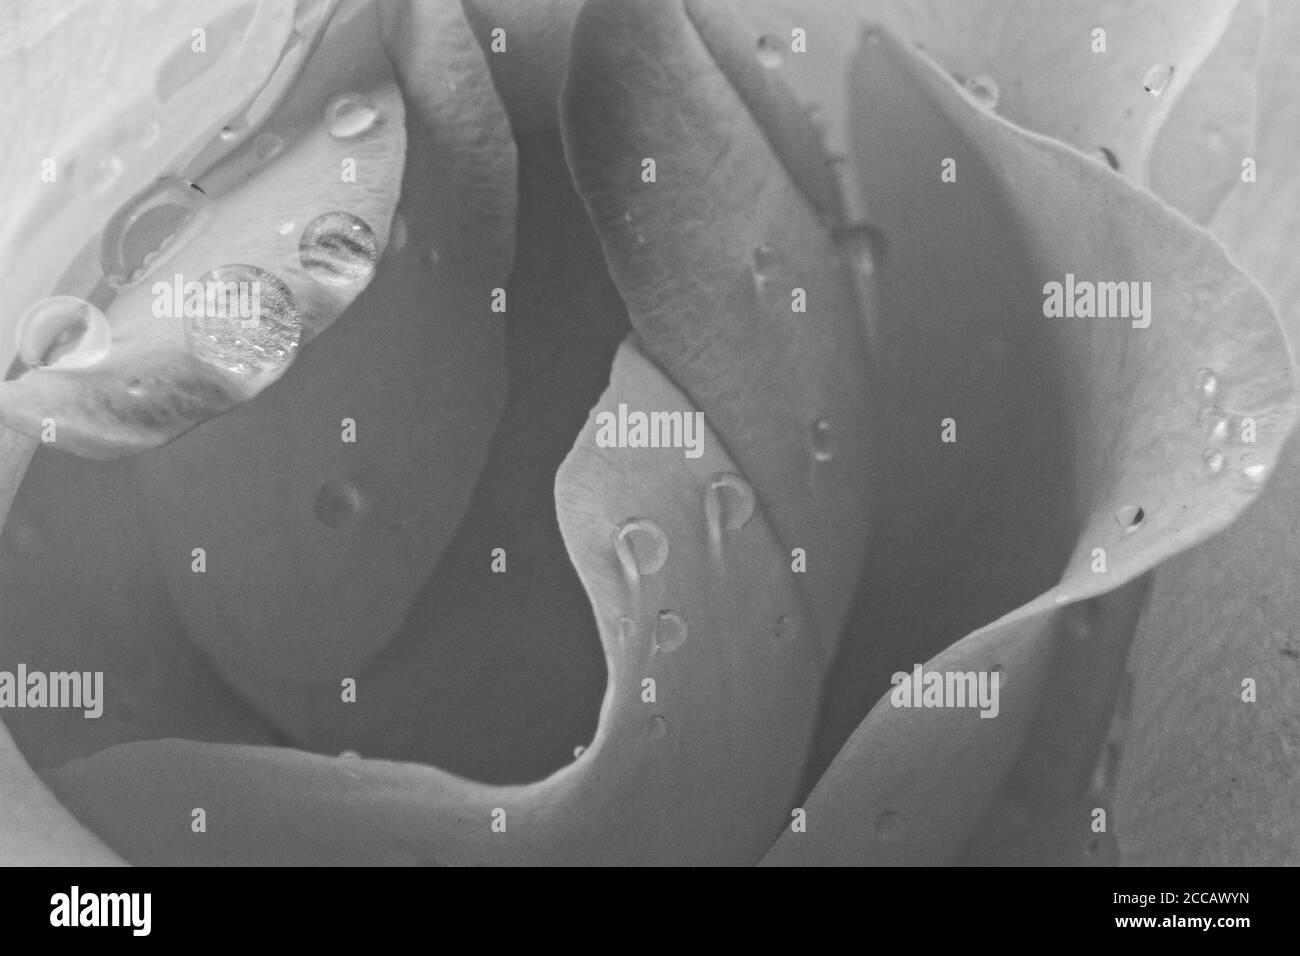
[761,23,1297,866]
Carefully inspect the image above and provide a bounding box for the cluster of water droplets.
[1193,367,1264,483]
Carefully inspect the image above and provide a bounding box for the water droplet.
[1094,146,1120,170]
[253,132,284,161]
[873,808,903,843]
[1142,64,1173,96]
[16,296,112,370]
[775,614,797,642]
[1202,448,1225,476]
[136,121,162,149]
[704,472,755,541]
[100,177,213,286]
[809,419,834,462]
[649,715,668,738]
[964,74,999,108]
[314,478,367,528]
[613,517,669,579]
[1241,453,1266,481]
[652,610,688,653]
[219,123,244,142]
[86,154,123,196]
[572,745,586,759]
[1193,367,1219,402]
[1114,504,1144,530]
[836,222,886,275]
[390,213,408,253]
[325,92,380,139]
[277,220,296,236]
[1052,592,1071,605]
[299,211,379,287]
[338,749,361,759]
[126,378,146,398]
[184,264,302,375]
[1197,404,1229,441]
[756,35,784,69]
[618,616,635,644]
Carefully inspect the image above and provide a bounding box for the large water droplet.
[1197,404,1229,441]
[1114,504,1144,531]
[756,35,784,69]
[184,264,302,375]
[16,296,112,370]
[704,472,755,542]
[1142,64,1173,96]
[314,478,367,528]
[1202,448,1225,476]
[325,92,380,139]
[100,177,213,286]
[653,610,688,653]
[964,74,999,108]
[836,222,885,276]
[809,419,835,462]
[614,518,669,579]
[873,808,903,843]
[299,211,379,287]
[1193,367,1219,402]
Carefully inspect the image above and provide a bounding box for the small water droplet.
[16,296,112,370]
[1241,453,1266,481]
[1052,592,1071,605]
[125,378,146,398]
[618,616,635,643]
[219,123,244,142]
[1114,504,1143,530]
[325,92,380,139]
[100,177,213,286]
[1193,367,1219,402]
[1197,404,1229,441]
[1202,448,1224,476]
[809,419,834,462]
[836,222,886,275]
[572,745,587,759]
[752,242,781,280]
[314,478,367,528]
[277,220,296,236]
[873,808,903,843]
[756,34,784,69]
[253,132,284,161]
[390,213,408,253]
[299,211,379,286]
[184,264,302,375]
[86,154,124,196]
[614,517,669,579]
[1094,146,1120,170]
[964,74,999,108]
[136,121,162,149]
[649,715,668,738]
[704,472,756,541]
[338,749,361,759]
[653,610,688,653]
[1142,64,1173,96]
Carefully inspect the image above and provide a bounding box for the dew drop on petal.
[184,264,302,375]
[1241,453,1266,482]
[752,242,781,280]
[653,610,688,653]
[704,471,756,541]
[756,34,784,69]
[1052,592,1071,606]
[1094,146,1120,170]
[325,92,379,139]
[1143,64,1173,96]
[100,177,213,286]
[614,517,669,579]
[337,749,361,759]
[313,478,367,528]
[572,745,586,759]
[873,809,903,843]
[964,74,999,108]
[299,211,379,287]
[1202,448,1224,476]
[135,121,162,149]
[219,123,244,142]
[1193,367,1219,402]
[1114,504,1144,530]
[16,296,112,370]
[810,419,835,462]
[277,220,296,236]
